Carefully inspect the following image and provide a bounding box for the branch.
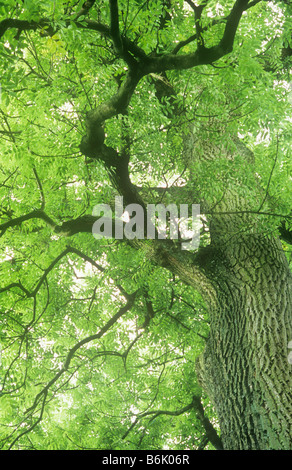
[0,247,71,299]
[144,0,250,73]
[0,18,42,39]
[257,136,279,213]
[73,0,96,20]
[32,247,72,296]
[95,70,141,119]
[122,397,196,440]
[79,70,141,158]
[109,0,125,57]
[24,292,137,416]
[172,33,197,55]
[63,291,137,370]
[32,167,45,210]
[67,246,130,299]
[54,214,98,236]
[279,222,292,245]
[0,281,30,297]
[0,246,132,318]
[0,15,147,62]
[184,0,207,49]
[192,395,223,450]
[173,0,263,55]
[0,209,57,237]
[122,394,222,448]
[219,0,249,52]
[80,19,148,60]
[205,209,292,219]
[8,390,48,450]
[246,0,264,8]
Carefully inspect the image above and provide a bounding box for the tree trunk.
[196,234,292,450]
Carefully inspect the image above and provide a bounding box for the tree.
[0,0,291,451]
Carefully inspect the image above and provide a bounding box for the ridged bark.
[197,234,292,449]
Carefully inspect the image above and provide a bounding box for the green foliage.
[0,0,291,451]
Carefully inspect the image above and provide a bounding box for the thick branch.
[0,18,42,38]
[109,0,136,67]
[185,0,207,49]
[54,214,97,236]
[109,0,123,52]
[0,16,147,61]
[219,0,249,52]
[0,209,56,237]
[79,71,141,158]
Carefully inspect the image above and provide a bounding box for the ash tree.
[0,0,291,450]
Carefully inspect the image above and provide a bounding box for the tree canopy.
[0,0,291,451]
